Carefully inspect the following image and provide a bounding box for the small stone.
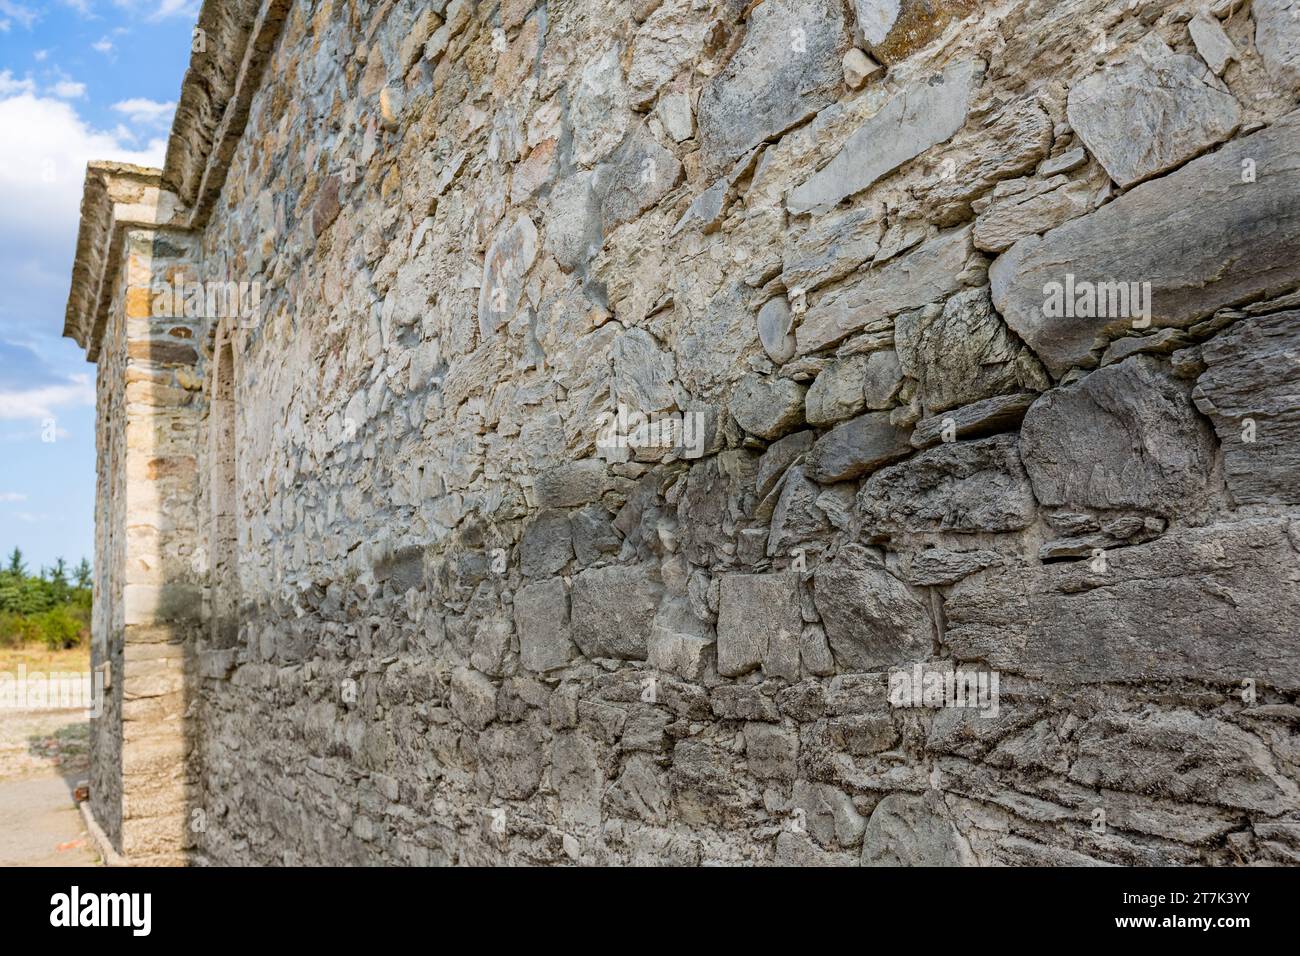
[729,374,807,440]
[657,91,693,142]
[806,410,913,483]
[1038,146,1087,177]
[843,48,881,89]
[1188,11,1237,77]
[909,392,1037,449]
[757,296,797,364]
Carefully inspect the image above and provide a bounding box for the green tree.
[6,547,25,576]
[74,558,92,590]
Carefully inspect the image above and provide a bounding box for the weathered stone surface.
[1019,357,1217,518]
[972,172,1096,253]
[859,434,1038,534]
[1098,327,1191,367]
[520,510,573,578]
[781,207,883,295]
[697,0,850,169]
[716,572,803,679]
[729,373,807,440]
[756,430,815,500]
[990,110,1300,377]
[648,597,715,680]
[515,578,575,673]
[805,356,868,426]
[612,328,677,413]
[1254,0,1300,91]
[571,45,630,166]
[861,793,971,866]
[853,0,900,47]
[478,215,539,340]
[1192,309,1300,505]
[1188,11,1237,77]
[856,0,980,64]
[861,350,903,410]
[909,392,1036,449]
[895,286,1047,414]
[542,172,601,271]
[946,517,1300,688]
[571,564,664,660]
[904,548,1003,586]
[797,225,973,355]
[1070,710,1300,814]
[1066,35,1241,188]
[745,723,799,780]
[757,295,796,364]
[787,60,980,214]
[657,91,693,142]
[807,410,914,483]
[627,0,743,107]
[768,465,830,557]
[813,562,932,670]
[596,124,684,233]
[534,460,615,508]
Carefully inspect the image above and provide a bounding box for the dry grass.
[0,644,91,675]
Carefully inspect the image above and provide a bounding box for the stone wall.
[68,0,1300,865]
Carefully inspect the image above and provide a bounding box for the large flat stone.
[989,109,1300,377]
[945,518,1300,688]
[858,434,1038,535]
[813,561,933,670]
[1254,0,1300,92]
[796,225,972,355]
[1066,35,1241,189]
[787,60,980,215]
[1019,357,1217,518]
[1192,309,1300,505]
[697,0,849,170]
[571,563,664,660]
[716,572,803,679]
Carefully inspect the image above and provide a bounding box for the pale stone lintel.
[62,162,189,363]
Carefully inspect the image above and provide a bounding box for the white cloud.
[111,96,175,126]
[33,49,48,62]
[0,2,37,29]
[0,70,35,96]
[0,93,165,238]
[0,492,27,502]
[50,80,87,99]
[92,37,113,54]
[0,378,95,421]
[151,0,200,20]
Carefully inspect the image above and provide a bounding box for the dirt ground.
[0,645,100,866]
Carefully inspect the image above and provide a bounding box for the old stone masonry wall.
[130,0,1300,864]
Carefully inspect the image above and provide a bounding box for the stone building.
[63,0,1300,866]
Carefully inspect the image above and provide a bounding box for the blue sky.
[0,1,196,574]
